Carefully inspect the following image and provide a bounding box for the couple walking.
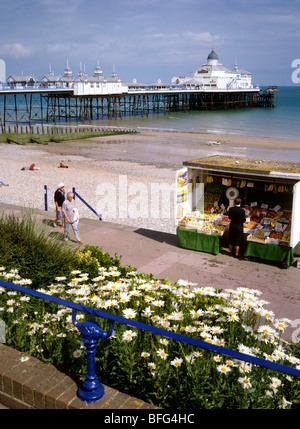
[53,183,82,244]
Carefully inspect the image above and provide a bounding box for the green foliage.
[0,211,77,288]
[75,244,135,279]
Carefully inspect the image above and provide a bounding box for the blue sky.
[0,0,299,86]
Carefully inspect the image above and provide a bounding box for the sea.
[91,86,300,140]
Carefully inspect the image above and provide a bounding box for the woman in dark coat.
[228,197,246,257]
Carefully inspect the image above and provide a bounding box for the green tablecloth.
[177,227,219,255]
[244,241,294,266]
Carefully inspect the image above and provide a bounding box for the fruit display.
[269,231,282,239]
[281,232,290,242]
[197,222,214,234]
[244,221,258,230]
[247,233,268,244]
[178,215,194,227]
[213,224,227,236]
[178,170,295,247]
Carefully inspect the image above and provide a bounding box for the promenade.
[0,202,300,409]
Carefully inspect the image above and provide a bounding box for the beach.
[1,129,300,234]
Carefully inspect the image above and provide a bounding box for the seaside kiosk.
[175,156,300,267]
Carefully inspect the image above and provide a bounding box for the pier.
[0,87,275,127]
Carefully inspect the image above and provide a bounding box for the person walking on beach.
[53,183,65,228]
[62,191,82,244]
[228,197,246,258]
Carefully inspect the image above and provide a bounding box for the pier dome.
[207,49,219,65]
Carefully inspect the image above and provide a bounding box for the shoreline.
[136,130,300,149]
[0,129,300,234]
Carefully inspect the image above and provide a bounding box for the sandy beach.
[0,129,300,234]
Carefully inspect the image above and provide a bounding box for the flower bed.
[0,245,300,409]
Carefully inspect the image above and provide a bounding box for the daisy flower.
[238,377,252,389]
[171,357,183,367]
[257,325,276,336]
[190,309,204,318]
[216,364,231,374]
[156,349,168,360]
[152,300,165,307]
[20,356,29,363]
[122,308,137,319]
[73,349,82,358]
[122,330,137,342]
[213,355,222,363]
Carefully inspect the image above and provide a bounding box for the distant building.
[41,64,62,87]
[6,74,37,88]
[126,78,146,91]
[147,78,169,90]
[171,49,253,90]
[0,59,5,83]
[73,63,128,95]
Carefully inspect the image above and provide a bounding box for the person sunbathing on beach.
[59,161,69,168]
[21,163,40,171]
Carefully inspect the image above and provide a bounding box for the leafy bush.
[0,211,77,288]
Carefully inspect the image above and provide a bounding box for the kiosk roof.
[183,155,300,178]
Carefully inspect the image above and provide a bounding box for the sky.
[0,0,299,86]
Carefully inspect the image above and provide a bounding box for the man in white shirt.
[62,192,83,243]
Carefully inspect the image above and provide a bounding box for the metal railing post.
[44,185,48,211]
[72,309,114,403]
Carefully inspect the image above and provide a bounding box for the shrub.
[0,211,77,288]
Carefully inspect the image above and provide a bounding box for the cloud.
[0,43,32,59]
[183,32,219,43]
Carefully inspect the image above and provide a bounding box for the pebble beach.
[1,129,300,234]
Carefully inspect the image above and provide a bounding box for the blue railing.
[44,185,102,221]
[0,278,299,404]
[72,187,102,221]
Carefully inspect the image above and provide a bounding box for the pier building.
[172,49,253,90]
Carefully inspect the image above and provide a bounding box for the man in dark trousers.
[228,197,246,257]
[53,183,66,227]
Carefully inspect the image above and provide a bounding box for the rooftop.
[183,155,300,177]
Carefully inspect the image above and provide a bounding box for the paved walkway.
[0,202,300,408]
